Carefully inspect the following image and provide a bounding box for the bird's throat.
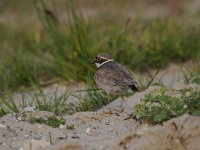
[95,59,113,68]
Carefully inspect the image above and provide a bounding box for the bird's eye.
[97,58,101,61]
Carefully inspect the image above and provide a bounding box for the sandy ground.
[0,63,200,150]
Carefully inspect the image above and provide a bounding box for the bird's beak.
[92,60,96,64]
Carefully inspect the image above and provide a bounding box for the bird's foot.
[103,108,113,114]
[102,108,120,115]
[114,107,124,113]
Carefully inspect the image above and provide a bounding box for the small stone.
[71,135,79,139]
[105,122,110,125]
[17,117,22,121]
[59,124,66,130]
[175,139,180,144]
[0,124,7,129]
[24,106,36,112]
[24,134,29,137]
[86,127,91,133]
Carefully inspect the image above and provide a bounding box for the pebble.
[86,127,91,133]
[0,124,7,129]
[24,106,36,112]
[24,134,29,137]
[71,135,79,139]
[59,124,66,130]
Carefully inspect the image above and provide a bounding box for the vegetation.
[183,64,200,85]
[0,86,115,117]
[0,94,20,117]
[29,115,65,128]
[33,88,71,115]
[132,87,200,124]
[69,89,117,113]
[0,89,71,117]
[0,1,200,92]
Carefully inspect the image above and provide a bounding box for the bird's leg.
[120,96,125,113]
[102,95,122,115]
[107,94,113,114]
[102,94,114,114]
[114,96,124,113]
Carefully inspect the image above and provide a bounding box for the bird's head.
[93,53,114,68]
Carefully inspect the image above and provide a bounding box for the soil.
[0,63,199,150]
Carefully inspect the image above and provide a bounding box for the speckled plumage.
[94,61,137,95]
[93,53,138,113]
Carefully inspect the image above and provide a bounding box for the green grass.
[0,86,115,129]
[0,87,71,117]
[0,84,115,117]
[69,89,117,113]
[183,64,200,85]
[29,115,65,128]
[0,0,200,92]
[32,88,71,115]
[132,87,200,124]
[0,94,20,117]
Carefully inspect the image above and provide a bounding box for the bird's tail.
[128,84,139,92]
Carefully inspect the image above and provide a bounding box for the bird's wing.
[99,62,137,87]
[112,63,137,86]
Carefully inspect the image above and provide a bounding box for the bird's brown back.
[94,61,137,94]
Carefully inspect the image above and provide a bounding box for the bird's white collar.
[95,59,114,68]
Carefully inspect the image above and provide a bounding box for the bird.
[93,53,138,113]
